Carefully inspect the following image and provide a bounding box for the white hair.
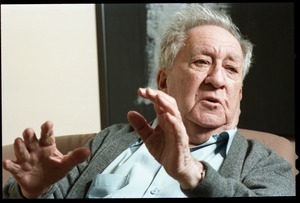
[159,3,253,79]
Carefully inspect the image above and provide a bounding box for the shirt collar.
[130,118,237,153]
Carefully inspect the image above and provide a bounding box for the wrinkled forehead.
[183,25,243,59]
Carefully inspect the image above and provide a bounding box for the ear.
[156,68,168,92]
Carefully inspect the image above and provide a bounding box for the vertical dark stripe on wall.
[95,4,109,129]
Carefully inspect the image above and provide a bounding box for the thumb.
[127,111,153,142]
[68,147,91,164]
[49,147,90,168]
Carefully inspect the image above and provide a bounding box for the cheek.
[168,73,204,112]
[169,71,202,95]
[226,85,242,109]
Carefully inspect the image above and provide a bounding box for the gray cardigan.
[3,123,295,198]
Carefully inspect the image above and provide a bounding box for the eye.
[227,66,238,73]
[194,59,211,66]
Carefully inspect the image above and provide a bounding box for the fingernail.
[46,130,53,137]
[146,88,154,94]
[139,88,146,94]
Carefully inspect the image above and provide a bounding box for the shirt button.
[150,188,160,195]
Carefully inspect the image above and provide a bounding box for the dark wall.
[96,3,295,140]
[230,3,295,139]
[97,4,156,128]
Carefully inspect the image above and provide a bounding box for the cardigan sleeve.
[181,135,295,197]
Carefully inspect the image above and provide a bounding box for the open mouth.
[205,97,220,104]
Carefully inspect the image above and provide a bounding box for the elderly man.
[3,4,295,198]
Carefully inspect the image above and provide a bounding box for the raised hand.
[127,88,205,189]
[2,121,90,198]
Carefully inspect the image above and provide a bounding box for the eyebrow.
[190,46,243,63]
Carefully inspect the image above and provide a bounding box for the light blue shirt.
[86,122,236,198]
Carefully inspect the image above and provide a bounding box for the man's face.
[158,25,244,130]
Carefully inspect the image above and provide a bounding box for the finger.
[153,103,166,115]
[14,138,31,162]
[138,88,157,103]
[2,159,22,176]
[138,88,165,103]
[138,88,171,115]
[22,128,38,152]
[164,112,186,135]
[127,111,153,142]
[140,88,180,118]
[40,121,55,146]
[155,93,181,118]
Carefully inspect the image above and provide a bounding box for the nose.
[204,64,225,89]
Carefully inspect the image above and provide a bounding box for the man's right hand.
[2,121,91,198]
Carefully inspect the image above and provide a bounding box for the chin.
[190,113,224,126]
[198,122,224,129]
[192,118,225,129]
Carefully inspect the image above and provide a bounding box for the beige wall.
[1,4,101,145]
